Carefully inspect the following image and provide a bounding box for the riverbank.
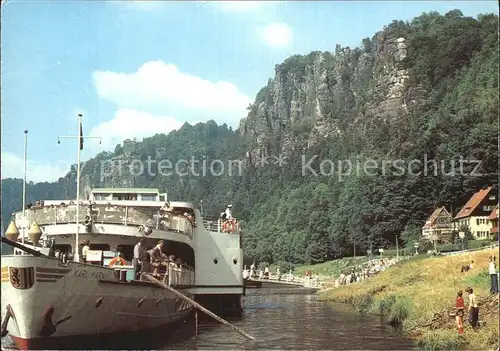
[319,249,499,350]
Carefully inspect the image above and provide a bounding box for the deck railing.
[167,264,195,287]
[202,217,240,234]
[14,204,194,238]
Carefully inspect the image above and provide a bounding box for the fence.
[167,264,195,287]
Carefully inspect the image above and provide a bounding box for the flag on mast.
[79,119,83,150]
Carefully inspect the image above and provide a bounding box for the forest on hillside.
[2,10,498,263]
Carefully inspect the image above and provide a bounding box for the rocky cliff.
[240,24,426,160]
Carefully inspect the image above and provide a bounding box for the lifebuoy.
[223,220,235,233]
[109,257,126,267]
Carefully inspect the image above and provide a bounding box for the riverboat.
[1,187,244,350]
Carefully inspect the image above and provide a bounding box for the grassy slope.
[319,249,499,350]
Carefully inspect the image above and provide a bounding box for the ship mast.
[58,113,101,262]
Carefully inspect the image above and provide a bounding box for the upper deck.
[15,188,197,240]
[11,188,241,244]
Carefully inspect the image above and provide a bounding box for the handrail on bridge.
[243,269,324,289]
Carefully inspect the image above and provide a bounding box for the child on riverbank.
[465,286,480,330]
[455,290,465,335]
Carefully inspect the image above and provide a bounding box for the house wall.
[422,211,453,243]
[463,216,491,240]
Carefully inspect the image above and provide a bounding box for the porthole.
[213,258,219,264]
[232,258,238,265]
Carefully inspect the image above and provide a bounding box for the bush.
[354,293,374,315]
[416,330,466,350]
[377,295,397,315]
[387,296,411,326]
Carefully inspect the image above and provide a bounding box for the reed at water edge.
[319,249,499,350]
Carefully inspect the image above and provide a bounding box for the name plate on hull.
[73,268,105,280]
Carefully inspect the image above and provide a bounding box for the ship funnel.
[5,221,20,242]
[28,221,43,246]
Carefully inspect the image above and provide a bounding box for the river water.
[171,288,414,350]
[2,287,414,350]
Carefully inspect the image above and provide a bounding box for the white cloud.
[1,152,69,183]
[92,61,252,125]
[88,108,187,152]
[257,22,293,49]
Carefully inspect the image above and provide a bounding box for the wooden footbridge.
[243,270,324,289]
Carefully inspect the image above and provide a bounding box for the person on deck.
[225,205,233,220]
[133,238,145,280]
[81,240,90,263]
[148,240,166,276]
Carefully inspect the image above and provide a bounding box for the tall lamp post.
[433,230,440,253]
[413,241,419,256]
[395,234,399,260]
[459,231,465,251]
[21,130,28,249]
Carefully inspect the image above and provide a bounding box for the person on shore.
[250,262,256,278]
[455,290,465,335]
[489,256,498,294]
[465,286,480,329]
[264,265,269,279]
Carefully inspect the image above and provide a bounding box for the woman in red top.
[455,290,465,334]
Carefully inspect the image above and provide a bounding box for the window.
[89,244,110,251]
[489,195,496,200]
[54,244,72,253]
[117,245,134,261]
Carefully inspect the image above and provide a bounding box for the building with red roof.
[421,207,453,243]
[455,186,497,240]
[488,204,499,238]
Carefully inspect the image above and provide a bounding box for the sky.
[1,0,498,182]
